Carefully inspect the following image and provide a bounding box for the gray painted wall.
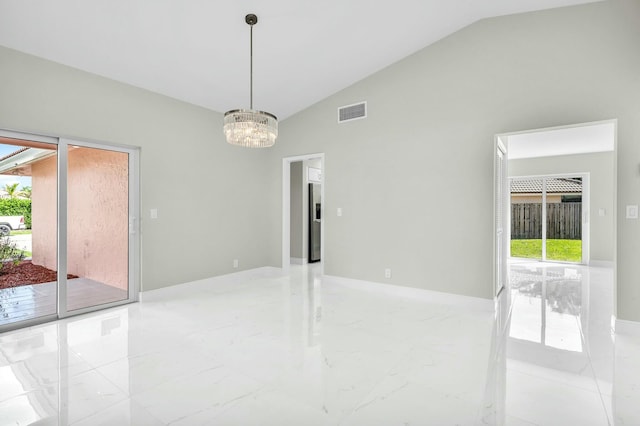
[290,161,303,259]
[268,0,640,320]
[509,152,615,262]
[0,45,273,292]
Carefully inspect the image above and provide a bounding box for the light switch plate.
[626,205,638,219]
[337,208,342,217]
[150,208,158,219]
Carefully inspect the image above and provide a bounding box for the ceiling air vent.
[338,101,367,123]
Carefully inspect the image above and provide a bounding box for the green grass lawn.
[511,239,582,262]
[10,230,32,236]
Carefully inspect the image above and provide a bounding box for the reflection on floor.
[0,262,638,425]
[0,279,128,326]
[502,262,615,426]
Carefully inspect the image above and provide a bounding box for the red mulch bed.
[0,260,78,289]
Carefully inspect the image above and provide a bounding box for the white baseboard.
[290,257,308,265]
[589,260,614,268]
[323,274,494,312]
[139,266,283,302]
[616,319,640,336]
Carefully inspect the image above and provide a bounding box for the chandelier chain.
[250,23,253,110]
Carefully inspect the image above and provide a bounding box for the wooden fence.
[511,203,582,240]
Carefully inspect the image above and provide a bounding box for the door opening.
[282,154,324,274]
[494,119,616,278]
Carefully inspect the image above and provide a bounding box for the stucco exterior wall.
[68,147,128,290]
[31,147,128,290]
[31,154,57,270]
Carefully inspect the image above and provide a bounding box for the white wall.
[509,151,615,262]
[0,45,273,292]
[268,0,640,320]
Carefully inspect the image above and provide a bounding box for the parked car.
[0,215,26,236]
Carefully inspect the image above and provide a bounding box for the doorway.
[494,119,616,291]
[0,129,139,331]
[282,154,324,273]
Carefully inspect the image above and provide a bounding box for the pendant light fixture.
[223,14,278,148]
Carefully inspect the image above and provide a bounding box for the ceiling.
[0,0,599,120]
[507,122,616,159]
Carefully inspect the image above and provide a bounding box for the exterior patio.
[0,278,127,326]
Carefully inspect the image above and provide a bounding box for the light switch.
[150,208,158,219]
[626,205,638,219]
[337,208,342,217]
[598,208,606,217]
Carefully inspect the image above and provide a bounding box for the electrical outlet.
[384,268,392,279]
[233,259,239,268]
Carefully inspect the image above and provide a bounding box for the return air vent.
[338,101,367,123]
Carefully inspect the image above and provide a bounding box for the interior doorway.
[282,154,324,274]
[494,119,617,292]
[0,129,139,331]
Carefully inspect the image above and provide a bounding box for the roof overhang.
[0,148,56,177]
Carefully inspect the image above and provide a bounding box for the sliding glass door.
[0,131,139,331]
[0,134,58,327]
[510,178,544,260]
[545,178,583,262]
[510,175,586,264]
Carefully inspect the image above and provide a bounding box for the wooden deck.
[0,278,128,327]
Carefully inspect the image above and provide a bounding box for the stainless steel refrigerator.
[309,183,321,263]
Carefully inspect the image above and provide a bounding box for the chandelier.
[224,14,278,148]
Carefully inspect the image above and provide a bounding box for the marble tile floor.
[0,262,638,425]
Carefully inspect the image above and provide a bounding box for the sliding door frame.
[510,173,589,265]
[57,138,140,318]
[0,128,140,329]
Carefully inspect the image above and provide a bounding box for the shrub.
[0,234,26,274]
[0,198,32,229]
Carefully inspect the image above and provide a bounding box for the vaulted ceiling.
[0,0,599,120]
